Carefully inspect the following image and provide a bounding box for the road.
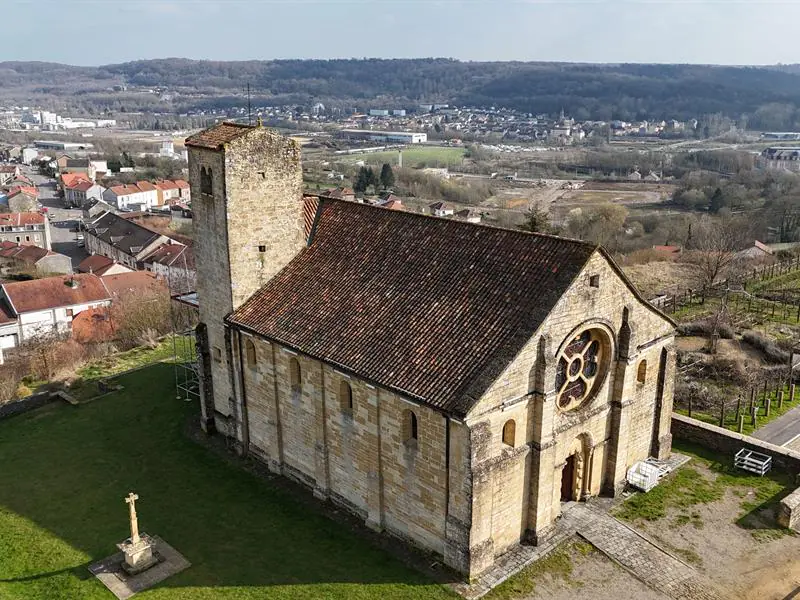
[751,403,800,447]
[22,166,88,269]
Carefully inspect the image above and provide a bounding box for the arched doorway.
[560,435,592,502]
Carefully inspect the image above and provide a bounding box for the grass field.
[615,440,791,534]
[0,364,455,600]
[344,147,466,168]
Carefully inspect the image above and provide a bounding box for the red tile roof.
[0,243,50,263]
[174,179,189,189]
[381,200,403,210]
[70,180,95,192]
[0,299,15,324]
[136,181,157,192]
[143,244,193,268]
[302,196,318,238]
[7,186,38,198]
[71,307,114,344]
[61,172,91,188]
[101,271,167,300]
[228,199,598,417]
[108,184,141,196]
[0,212,45,226]
[185,122,255,150]
[77,254,117,276]
[2,274,111,314]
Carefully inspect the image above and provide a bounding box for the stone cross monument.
[117,491,157,574]
[125,492,140,544]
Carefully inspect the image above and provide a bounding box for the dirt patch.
[677,336,771,367]
[744,552,800,599]
[716,337,769,365]
[515,543,664,600]
[677,336,708,353]
[582,181,676,196]
[633,459,800,600]
[623,261,698,298]
[558,188,663,206]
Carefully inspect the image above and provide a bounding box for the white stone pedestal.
[90,535,190,600]
[117,533,158,575]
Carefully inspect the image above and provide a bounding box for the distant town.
[7,61,800,600]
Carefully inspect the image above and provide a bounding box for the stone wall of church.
[188,128,305,430]
[464,251,675,564]
[187,147,232,424]
[237,332,455,564]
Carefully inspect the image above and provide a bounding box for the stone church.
[185,122,676,579]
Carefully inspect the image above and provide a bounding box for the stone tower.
[186,123,305,432]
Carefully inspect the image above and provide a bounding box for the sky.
[7,0,800,66]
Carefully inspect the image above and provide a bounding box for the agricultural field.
[342,146,466,169]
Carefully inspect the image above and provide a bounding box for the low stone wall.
[0,392,57,420]
[671,413,800,473]
[777,487,800,530]
[0,390,77,421]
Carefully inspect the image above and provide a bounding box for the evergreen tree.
[353,167,369,194]
[365,167,379,190]
[379,163,395,189]
[519,204,556,234]
[709,187,725,213]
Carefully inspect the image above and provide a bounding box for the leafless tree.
[685,215,753,289]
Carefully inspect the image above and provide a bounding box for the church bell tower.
[186,122,305,433]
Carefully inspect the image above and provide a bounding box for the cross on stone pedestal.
[125,492,140,544]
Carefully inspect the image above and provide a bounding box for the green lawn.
[614,440,792,537]
[67,336,193,401]
[0,364,455,600]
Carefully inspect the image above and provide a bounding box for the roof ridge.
[315,197,598,251]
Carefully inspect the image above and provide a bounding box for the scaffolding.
[171,291,199,402]
[168,244,200,402]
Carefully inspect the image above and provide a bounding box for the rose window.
[555,329,607,412]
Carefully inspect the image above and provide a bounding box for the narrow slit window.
[637,360,647,384]
[245,339,256,368]
[289,358,301,394]
[403,409,418,444]
[339,380,353,411]
[502,420,516,447]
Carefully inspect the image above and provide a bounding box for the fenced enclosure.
[651,254,800,323]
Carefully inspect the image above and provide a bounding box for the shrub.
[741,330,790,364]
[678,319,734,339]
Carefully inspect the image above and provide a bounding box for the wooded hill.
[4,58,800,127]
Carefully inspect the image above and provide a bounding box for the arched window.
[245,339,256,368]
[502,420,516,447]
[200,166,213,195]
[403,409,418,444]
[339,380,353,411]
[637,360,647,384]
[289,358,301,395]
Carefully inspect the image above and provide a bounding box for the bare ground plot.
[541,550,665,600]
[480,181,584,211]
[487,540,664,600]
[623,261,699,298]
[616,444,800,600]
[676,336,768,365]
[582,181,677,195]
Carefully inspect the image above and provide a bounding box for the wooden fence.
[650,254,800,319]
